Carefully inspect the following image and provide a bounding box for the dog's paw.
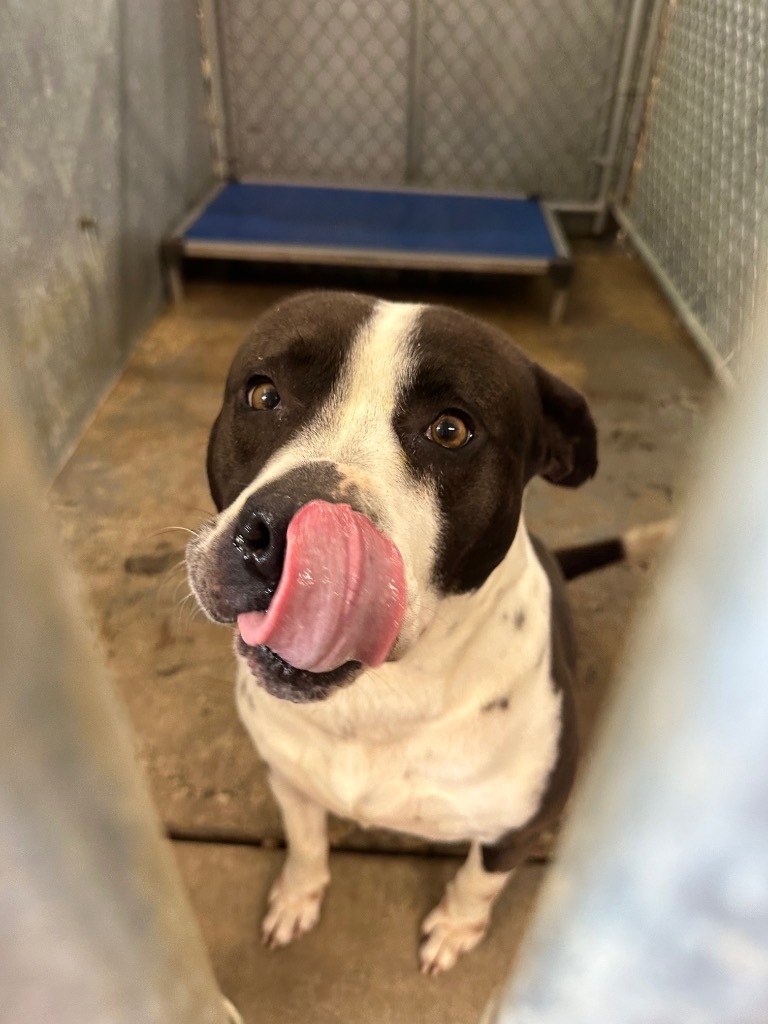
[419,902,489,975]
[261,874,327,949]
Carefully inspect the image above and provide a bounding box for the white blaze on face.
[326,300,443,644]
[206,299,444,650]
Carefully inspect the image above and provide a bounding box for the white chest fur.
[235,523,563,845]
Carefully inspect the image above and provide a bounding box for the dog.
[187,290,601,974]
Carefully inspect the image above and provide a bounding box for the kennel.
[4,0,768,1020]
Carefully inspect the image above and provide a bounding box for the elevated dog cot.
[164,182,573,323]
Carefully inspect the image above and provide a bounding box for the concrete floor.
[52,241,713,1022]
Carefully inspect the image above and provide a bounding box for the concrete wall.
[1,0,213,474]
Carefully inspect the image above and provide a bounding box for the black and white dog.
[187,290,598,973]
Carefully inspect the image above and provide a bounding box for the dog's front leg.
[420,841,513,974]
[262,769,330,949]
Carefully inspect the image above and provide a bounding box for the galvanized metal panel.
[0,396,232,1024]
[623,0,768,375]
[0,0,213,474]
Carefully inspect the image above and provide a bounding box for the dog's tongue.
[237,501,407,673]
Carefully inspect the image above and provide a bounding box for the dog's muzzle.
[187,481,407,680]
[235,499,407,673]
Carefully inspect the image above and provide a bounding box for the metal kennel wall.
[202,0,643,210]
[615,0,768,381]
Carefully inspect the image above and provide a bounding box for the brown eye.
[428,412,472,449]
[247,379,280,410]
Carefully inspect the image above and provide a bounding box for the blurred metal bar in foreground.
[0,400,233,1022]
[489,338,768,1021]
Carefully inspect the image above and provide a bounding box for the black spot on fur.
[481,695,510,713]
[514,609,526,630]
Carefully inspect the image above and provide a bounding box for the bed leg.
[550,288,568,325]
[163,241,185,305]
[548,259,573,326]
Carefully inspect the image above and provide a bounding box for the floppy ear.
[532,364,598,487]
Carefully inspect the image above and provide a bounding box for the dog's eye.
[246,378,280,411]
[427,412,472,449]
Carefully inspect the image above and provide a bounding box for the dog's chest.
[237,614,561,847]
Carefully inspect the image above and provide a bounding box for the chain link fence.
[619,0,768,376]
[214,0,633,204]
[415,0,628,199]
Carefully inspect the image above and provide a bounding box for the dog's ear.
[531,364,597,487]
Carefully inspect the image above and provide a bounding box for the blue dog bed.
[165,182,572,322]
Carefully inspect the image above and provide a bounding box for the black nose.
[232,493,298,591]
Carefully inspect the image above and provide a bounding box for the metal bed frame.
[164,180,574,323]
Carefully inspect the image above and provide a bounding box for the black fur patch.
[395,303,597,594]
[207,291,375,511]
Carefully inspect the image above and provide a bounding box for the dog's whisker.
[157,558,189,582]
[171,591,201,633]
[161,503,216,518]
[182,604,205,633]
[186,505,216,518]
[155,562,192,604]
[187,603,205,627]
[149,525,201,539]
[170,578,192,607]
[172,586,196,613]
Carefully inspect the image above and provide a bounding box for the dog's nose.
[233,508,271,561]
[232,494,296,589]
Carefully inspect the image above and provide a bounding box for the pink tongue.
[237,501,407,673]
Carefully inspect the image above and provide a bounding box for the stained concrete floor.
[52,241,713,1022]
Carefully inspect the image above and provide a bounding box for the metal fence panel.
[416,0,628,199]
[214,0,634,203]
[218,0,412,184]
[621,0,768,375]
